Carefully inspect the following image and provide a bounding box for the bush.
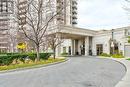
[27,53,51,60]
[19,54,28,63]
[40,53,51,60]
[0,53,51,66]
[28,53,36,62]
[0,53,28,65]
[61,53,68,56]
[100,53,111,57]
[112,54,124,58]
[0,55,13,65]
[128,40,130,43]
[127,58,130,60]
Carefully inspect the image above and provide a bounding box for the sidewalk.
[112,58,130,87]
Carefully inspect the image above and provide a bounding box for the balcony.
[72,19,77,25]
[72,6,77,10]
[72,21,77,25]
[72,15,77,20]
[72,1,77,6]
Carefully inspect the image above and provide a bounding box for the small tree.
[48,34,64,59]
[17,42,27,52]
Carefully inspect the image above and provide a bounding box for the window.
[0,0,13,14]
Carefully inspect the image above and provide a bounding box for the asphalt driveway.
[0,57,126,87]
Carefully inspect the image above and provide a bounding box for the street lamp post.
[111,41,114,54]
[111,29,114,54]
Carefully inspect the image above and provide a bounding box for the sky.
[77,0,130,30]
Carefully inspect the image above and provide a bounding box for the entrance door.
[96,44,103,55]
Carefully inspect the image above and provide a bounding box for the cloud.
[77,0,130,30]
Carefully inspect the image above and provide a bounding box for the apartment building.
[0,0,14,52]
[1,0,130,57]
[56,0,78,26]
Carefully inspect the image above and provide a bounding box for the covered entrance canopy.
[48,25,96,56]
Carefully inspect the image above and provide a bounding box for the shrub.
[10,54,28,63]
[0,55,13,65]
[27,53,51,61]
[112,54,124,58]
[40,53,51,60]
[28,53,36,62]
[19,54,28,63]
[127,58,130,60]
[61,53,68,56]
[100,53,111,57]
[0,53,51,66]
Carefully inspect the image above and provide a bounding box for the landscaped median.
[0,53,67,72]
[0,58,66,72]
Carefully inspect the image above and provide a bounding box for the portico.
[48,25,95,56]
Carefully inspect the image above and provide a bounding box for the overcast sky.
[77,0,130,30]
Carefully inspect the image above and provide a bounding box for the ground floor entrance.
[96,44,103,55]
[58,36,93,56]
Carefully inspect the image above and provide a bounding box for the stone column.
[78,40,82,55]
[71,39,75,56]
[85,37,89,56]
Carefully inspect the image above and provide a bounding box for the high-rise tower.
[0,0,14,52]
[56,0,78,26]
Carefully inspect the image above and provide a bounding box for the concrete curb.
[96,56,129,87]
[0,58,69,74]
[112,58,130,87]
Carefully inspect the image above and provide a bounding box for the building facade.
[0,0,15,52]
[0,0,130,57]
[56,26,130,57]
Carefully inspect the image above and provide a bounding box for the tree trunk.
[53,48,56,59]
[36,45,40,62]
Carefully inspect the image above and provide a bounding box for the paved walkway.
[0,57,126,87]
[112,58,130,87]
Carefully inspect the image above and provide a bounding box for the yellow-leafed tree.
[17,43,27,52]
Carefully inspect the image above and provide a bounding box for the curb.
[111,58,127,72]
[0,58,69,74]
[97,56,129,87]
[97,56,127,72]
[113,59,130,87]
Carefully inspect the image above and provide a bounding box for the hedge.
[112,54,124,58]
[0,53,51,66]
[100,53,111,57]
[0,55,12,66]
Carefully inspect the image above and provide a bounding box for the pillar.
[78,40,82,55]
[71,39,76,55]
[85,37,89,56]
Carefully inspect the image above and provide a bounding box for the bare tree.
[47,34,64,59]
[14,0,67,61]
[8,30,17,52]
[124,0,130,17]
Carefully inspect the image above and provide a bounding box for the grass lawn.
[0,58,66,71]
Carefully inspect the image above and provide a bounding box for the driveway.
[0,57,126,87]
